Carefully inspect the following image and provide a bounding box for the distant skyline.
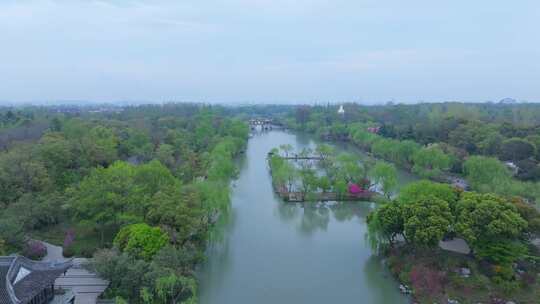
[1,0,539,104]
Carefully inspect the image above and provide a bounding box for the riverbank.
[385,245,540,304]
[287,122,540,208]
[366,179,540,304]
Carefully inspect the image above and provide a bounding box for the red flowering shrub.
[62,229,76,257]
[409,265,446,298]
[63,229,75,248]
[521,272,536,287]
[23,240,47,260]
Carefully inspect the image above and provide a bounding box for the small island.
[268,144,399,202]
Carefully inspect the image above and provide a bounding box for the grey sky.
[1,0,539,104]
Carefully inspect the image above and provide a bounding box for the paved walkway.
[42,241,66,262]
[439,238,471,254]
[533,237,540,250]
[41,241,109,304]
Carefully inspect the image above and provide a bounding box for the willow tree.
[369,162,398,199]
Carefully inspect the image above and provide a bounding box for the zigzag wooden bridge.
[277,190,375,203]
[267,152,325,161]
[282,156,325,161]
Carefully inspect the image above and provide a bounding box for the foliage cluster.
[367,180,539,301]
[268,144,398,199]
[0,104,248,303]
[279,104,540,205]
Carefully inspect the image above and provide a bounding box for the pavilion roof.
[0,255,72,304]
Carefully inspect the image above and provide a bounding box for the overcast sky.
[1,0,539,104]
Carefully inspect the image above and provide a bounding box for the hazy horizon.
[1,0,539,104]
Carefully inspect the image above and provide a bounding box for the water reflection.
[298,205,330,236]
[275,200,298,222]
[275,201,376,236]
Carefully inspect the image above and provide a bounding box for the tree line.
[277,104,540,206]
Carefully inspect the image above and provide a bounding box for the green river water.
[198,130,416,304]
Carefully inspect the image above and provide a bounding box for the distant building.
[337,105,345,115]
[499,97,517,104]
[0,255,73,304]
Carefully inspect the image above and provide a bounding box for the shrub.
[63,246,75,258]
[0,238,6,255]
[63,229,75,248]
[492,264,514,281]
[23,240,47,260]
[520,272,536,288]
[79,245,95,258]
[113,223,169,260]
[62,229,76,258]
[409,265,446,298]
[495,279,520,295]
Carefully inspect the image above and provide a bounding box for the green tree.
[463,156,511,193]
[69,161,178,245]
[83,125,119,166]
[317,176,332,193]
[395,140,421,166]
[0,238,6,255]
[525,134,540,160]
[207,138,238,181]
[91,249,151,301]
[0,218,25,250]
[475,239,528,266]
[155,144,176,169]
[37,132,77,188]
[367,202,404,251]
[369,162,398,198]
[499,138,536,162]
[298,168,317,195]
[120,129,153,160]
[412,146,451,178]
[315,144,334,159]
[402,197,452,248]
[335,153,364,183]
[333,179,348,198]
[454,192,527,249]
[279,144,293,157]
[398,180,458,207]
[477,131,504,156]
[68,162,135,244]
[114,223,169,260]
[147,186,205,245]
[0,144,52,207]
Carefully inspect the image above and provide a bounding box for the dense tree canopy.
[454,192,527,248]
[499,138,536,162]
[402,197,452,248]
[0,104,249,302]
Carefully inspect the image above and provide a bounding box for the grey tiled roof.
[0,257,16,304]
[0,255,72,304]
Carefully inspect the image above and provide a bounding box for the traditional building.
[0,255,73,304]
